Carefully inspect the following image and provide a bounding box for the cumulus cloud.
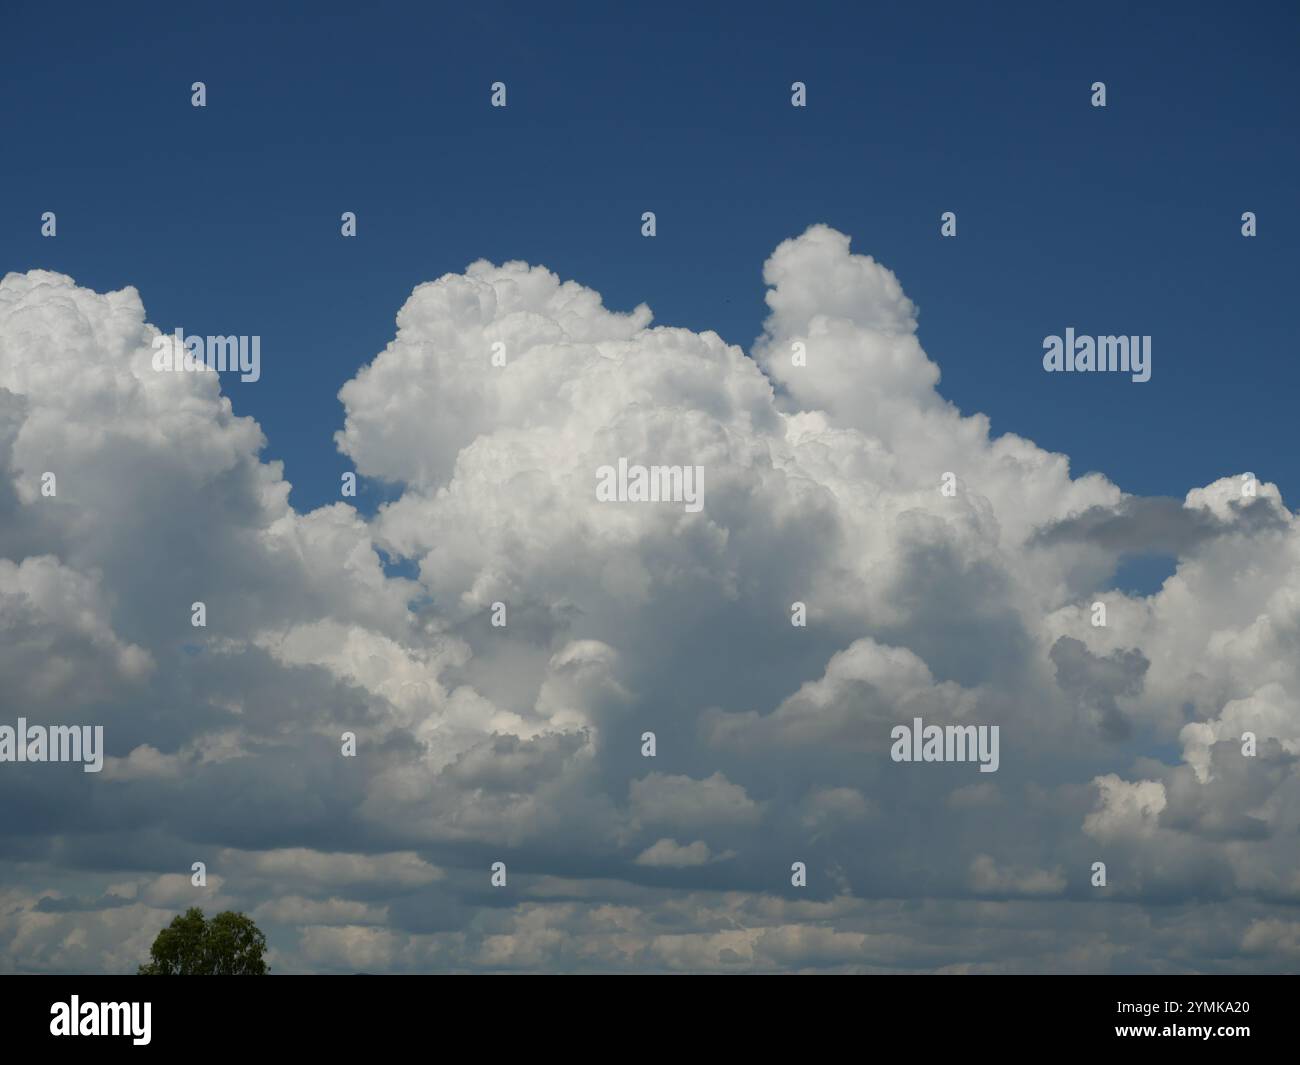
[1,226,1297,973]
[969,855,1066,897]
[634,839,731,868]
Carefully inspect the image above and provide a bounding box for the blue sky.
[4,1,1300,976]
[4,0,1296,518]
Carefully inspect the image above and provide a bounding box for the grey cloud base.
[1,226,1298,973]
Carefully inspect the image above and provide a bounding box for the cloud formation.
[1,227,1297,973]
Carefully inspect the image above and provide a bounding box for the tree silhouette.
[137,907,269,975]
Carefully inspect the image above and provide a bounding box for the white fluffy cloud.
[1,227,1297,972]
